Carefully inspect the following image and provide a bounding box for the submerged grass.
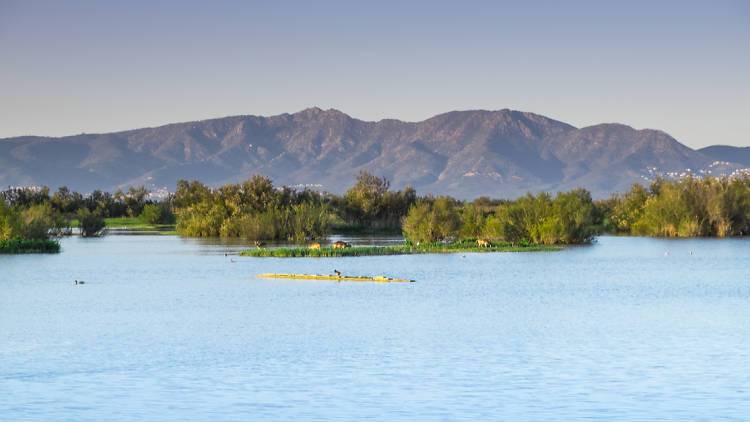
[0,238,60,254]
[240,242,561,257]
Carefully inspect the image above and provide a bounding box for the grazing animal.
[477,238,490,247]
[254,240,266,249]
[332,241,351,249]
[74,280,85,285]
[308,242,321,250]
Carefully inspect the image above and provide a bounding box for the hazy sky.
[1,0,748,148]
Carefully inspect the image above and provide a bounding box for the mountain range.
[1,107,748,199]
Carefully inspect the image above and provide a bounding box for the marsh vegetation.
[240,239,559,257]
[0,201,66,253]
[3,173,750,254]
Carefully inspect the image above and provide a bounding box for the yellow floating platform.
[256,273,414,283]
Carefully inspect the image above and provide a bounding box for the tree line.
[174,175,328,242]
[2,185,159,219]
[402,189,599,245]
[598,175,750,237]
[173,172,750,244]
[3,172,750,250]
[1,184,175,244]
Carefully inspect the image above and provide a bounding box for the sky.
[0,0,748,149]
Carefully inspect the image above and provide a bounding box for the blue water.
[1,235,749,421]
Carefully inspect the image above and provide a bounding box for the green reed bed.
[0,238,60,254]
[240,242,560,257]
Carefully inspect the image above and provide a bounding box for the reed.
[240,242,560,257]
[0,238,60,254]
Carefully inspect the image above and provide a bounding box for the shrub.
[0,237,60,254]
[139,203,176,224]
[18,204,59,240]
[77,209,106,237]
[402,197,461,243]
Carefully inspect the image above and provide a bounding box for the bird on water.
[74,280,85,285]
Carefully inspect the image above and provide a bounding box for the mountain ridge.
[1,108,746,199]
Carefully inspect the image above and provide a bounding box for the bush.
[174,177,330,242]
[19,204,60,239]
[402,197,461,243]
[139,203,176,224]
[1,202,63,240]
[0,237,60,254]
[77,209,106,237]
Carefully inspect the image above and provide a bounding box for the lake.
[1,235,749,421]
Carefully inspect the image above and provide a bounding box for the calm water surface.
[1,235,749,421]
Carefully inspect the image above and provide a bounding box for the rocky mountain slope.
[0,108,744,198]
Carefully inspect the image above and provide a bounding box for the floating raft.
[256,273,414,283]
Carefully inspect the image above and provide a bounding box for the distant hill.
[0,108,745,198]
[698,145,750,167]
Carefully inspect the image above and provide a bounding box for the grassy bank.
[240,241,561,257]
[103,217,176,230]
[0,238,60,254]
[67,217,176,232]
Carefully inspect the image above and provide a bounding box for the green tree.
[0,201,20,240]
[342,171,391,226]
[174,180,213,210]
[609,184,649,233]
[459,204,485,238]
[19,204,59,240]
[548,188,597,243]
[401,201,433,243]
[402,197,460,243]
[139,203,176,224]
[77,208,106,237]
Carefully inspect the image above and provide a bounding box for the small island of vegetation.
[0,201,62,253]
[240,240,560,258]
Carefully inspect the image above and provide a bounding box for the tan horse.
[332,241,351,249]
[308,242,321,250]
[477,238,491,247]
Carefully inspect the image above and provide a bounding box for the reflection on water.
[1,235,749,421]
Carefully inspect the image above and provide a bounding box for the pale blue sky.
[1,0,748,148]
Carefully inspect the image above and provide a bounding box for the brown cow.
[477,238,491,247]
[254,240,266,249]
[332,241,351,249]
[308,242,321,250]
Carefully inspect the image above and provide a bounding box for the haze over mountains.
[1,108,747,199]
